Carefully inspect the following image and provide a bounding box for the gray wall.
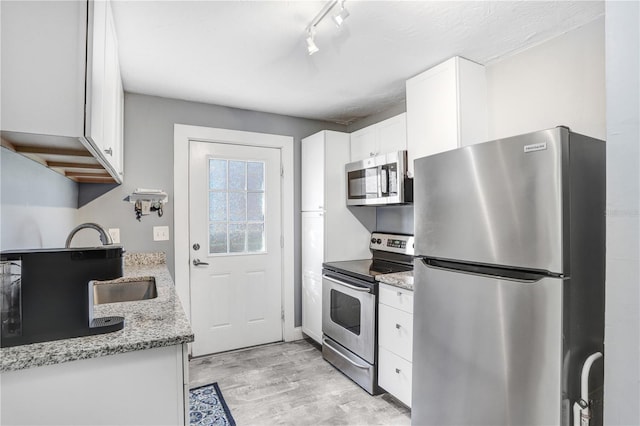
[603,2,639,424]
[0,147,79,250]
[77,93,346,327]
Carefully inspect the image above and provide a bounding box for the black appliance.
[1,247,125,348]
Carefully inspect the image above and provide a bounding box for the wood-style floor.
[189,339,411,425]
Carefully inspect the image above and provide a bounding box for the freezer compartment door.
[413,127,567,274]
[411,260,564,426]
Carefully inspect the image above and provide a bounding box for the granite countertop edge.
[1,254,194,373]
[375,271,414,291]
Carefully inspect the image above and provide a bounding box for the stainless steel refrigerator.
[412,127,605,426]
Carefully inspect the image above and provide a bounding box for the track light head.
[332,1,349,28]
[306,29,319,55]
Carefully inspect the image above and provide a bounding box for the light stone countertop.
[376,271,414,291]
[0,253,194,372]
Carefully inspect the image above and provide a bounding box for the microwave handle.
[379,166,386,197]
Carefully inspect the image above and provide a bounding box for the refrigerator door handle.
[421,258,551,283]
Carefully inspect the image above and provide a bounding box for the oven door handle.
[323,338,370,369]
[323,275,372,293]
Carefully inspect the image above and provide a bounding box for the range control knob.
[371,238,377,244]
[376,238,382,244]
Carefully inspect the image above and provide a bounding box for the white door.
[189,140,283,356]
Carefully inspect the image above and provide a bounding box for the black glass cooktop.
[323,258,413,282]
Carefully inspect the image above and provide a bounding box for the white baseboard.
[284,326,304,342]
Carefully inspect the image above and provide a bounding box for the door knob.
[193,258,209,266]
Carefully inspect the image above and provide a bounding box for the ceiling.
[111,1,604,125]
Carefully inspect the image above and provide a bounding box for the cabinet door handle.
[395,323,401,329]
[397,291,402,297]
[395,368,401,374]
[104,148,113,156]
[369,152,376,157]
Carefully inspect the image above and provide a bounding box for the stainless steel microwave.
[345,150,413,206]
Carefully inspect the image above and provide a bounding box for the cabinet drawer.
[378,304,413,361]
[378,346,412,407]
[379,283,413,314]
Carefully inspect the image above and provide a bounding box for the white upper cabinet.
[350,113,407,162]
[1,0,124,183]
[406,56,487,176]
[301,132,326,212]
[99,0,124,179]
[1,1,87,138]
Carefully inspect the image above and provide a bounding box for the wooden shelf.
[1,133,118,184]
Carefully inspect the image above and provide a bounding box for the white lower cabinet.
[1,344,188,425]
[378,283,414,407]
[379,346,413,407]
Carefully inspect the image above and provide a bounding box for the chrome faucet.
[65,223,113,248]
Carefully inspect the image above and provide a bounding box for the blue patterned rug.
[190,382,236,426]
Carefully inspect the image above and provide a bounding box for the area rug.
[190,382,236,426]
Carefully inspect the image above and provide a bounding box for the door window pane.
[247,223,265,252]
[229,224,246,253]
[229,192,247,222]
[228,161,246,191]
[209,223,227,254]
[247,193,264,221]
[209,159,227,190]
[208,158,266,255]
[209,192,227,221]
[247,162,265,191]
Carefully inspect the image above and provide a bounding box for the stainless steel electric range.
[321,232,414,394]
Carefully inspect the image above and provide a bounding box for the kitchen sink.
[92,277,158,304]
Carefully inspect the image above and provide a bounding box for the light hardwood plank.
[190,340,411,425]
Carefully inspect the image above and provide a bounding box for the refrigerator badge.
[524,142,547,153]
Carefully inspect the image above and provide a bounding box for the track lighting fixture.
[332,1,350,28]
[304,0,349,55]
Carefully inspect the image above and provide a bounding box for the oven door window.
[330,289,361,335]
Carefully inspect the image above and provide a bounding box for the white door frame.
[174,124,301,346]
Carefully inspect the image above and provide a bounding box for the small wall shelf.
[126,189,168,221]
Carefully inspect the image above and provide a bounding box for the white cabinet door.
[406,56,487,176]
[301,132,326,211]
[379,347,412,407]
[379,303,413,362]
[86,0,108,152]
[101,1,124,177]
[350,125,377,161]
[1,345,187,425]
[302,211,324,343]
[0,1,86,137]
[350,113,407,162]
[379,283,414,314]
[88,0,123,177]
[377,113,407,155]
